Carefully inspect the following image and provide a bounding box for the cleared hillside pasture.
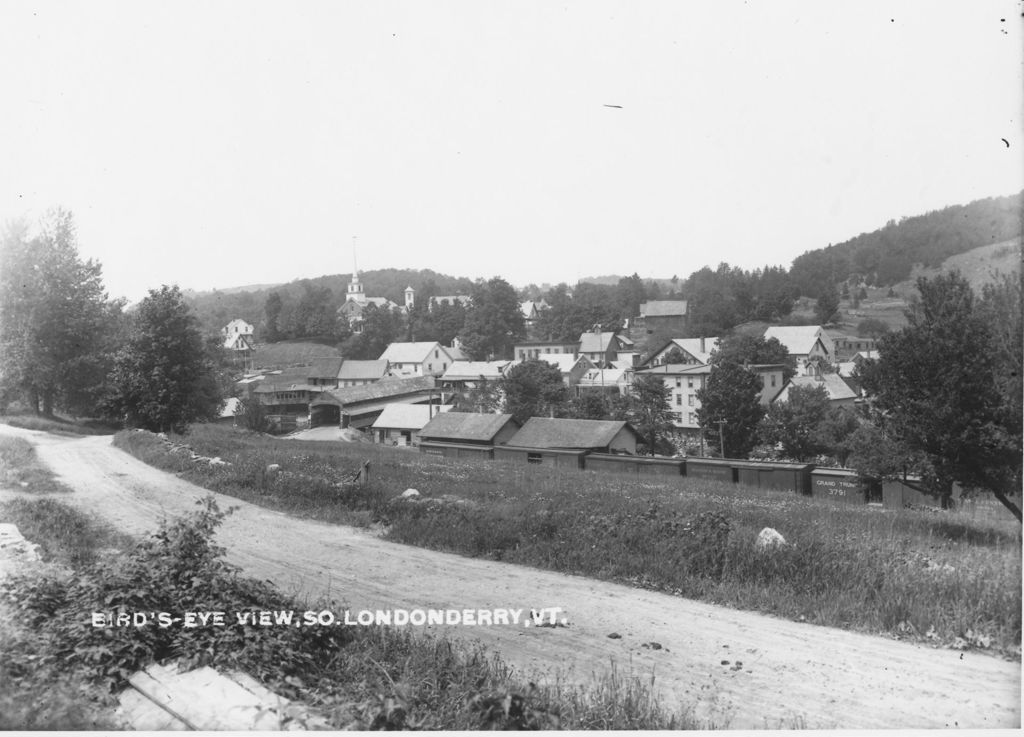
[115,425,1022,657]
[251,340,342,369]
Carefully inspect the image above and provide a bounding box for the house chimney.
[700,337,705,353]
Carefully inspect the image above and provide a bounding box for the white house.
[222,318,254,337]
[370,403,452,446]
[763,326,835,372]
[379,341,455,377]
[645,337,721,367]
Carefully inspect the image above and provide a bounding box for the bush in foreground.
[1,496,692,730]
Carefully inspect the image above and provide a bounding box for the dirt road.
[3,426,1019,728]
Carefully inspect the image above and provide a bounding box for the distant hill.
[789,191,1022,293]
[186,268,477,336]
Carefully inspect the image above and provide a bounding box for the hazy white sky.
[1,1,1021,302]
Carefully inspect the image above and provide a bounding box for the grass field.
[115,425,1022,658]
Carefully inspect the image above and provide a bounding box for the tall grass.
[114,424,1023,656]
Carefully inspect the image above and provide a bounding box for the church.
[336,270,402,332]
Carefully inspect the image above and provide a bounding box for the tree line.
[0,211,228,432]
[693,273,1022,521]
[789,191,1022,293]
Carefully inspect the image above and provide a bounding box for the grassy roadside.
[115,425,1022,658]
[0,436,74,494]
[0,496,696,729]
[0,414,119,436]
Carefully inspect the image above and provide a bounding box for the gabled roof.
[775,374,859,403]
[314,375,436,406]
[669,337,719,364]
[508,417,639,450]
[578,332,621,353]
[223,333,253,350]
[337,359,390,381]
[446,345,468,361]
[308,357,345,380]
[371,403,452,430]
[635,363,712,377]
[379,342,449,364]
[441,361,510,381]
[763,326,828,356]
[431,295,471,306]
[639,300,688,318]
[577,368,627,385]
[419,412,520,442]
[540,354,592,373]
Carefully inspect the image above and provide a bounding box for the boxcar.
[809,468,865,504]
[418,440,495,461]
[685,458,737,484]
[493,446,587,470]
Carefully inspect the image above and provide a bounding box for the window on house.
[689,412,697,425]
[771,375,777,387]
[687,378,694,388]
[675,394,682,406]
[675,379,681,388]
[435,350,439,358]
[527,452,542,464]
[442,363,446,370]
[673,412,683,422]
[688,395,695,407]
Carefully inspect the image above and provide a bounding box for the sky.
[1,1,1021,303]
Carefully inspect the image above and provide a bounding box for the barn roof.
[370,403,452,430]
[419,412,520,442]
[379,342,449,364]
[508,417,639,450]
[313,375,435,405]
[338,359,390,381]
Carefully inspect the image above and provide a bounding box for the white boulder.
[401,488,421,499]
[755,527,787,550]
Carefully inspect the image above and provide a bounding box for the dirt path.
[2,426,1019,729]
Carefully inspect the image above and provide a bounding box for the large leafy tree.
[103,285,224,433]
[758,384,831,461]
[459,277,525,360]
[695,361,764,458]
[859,272,1022,520]
[341,304,405,359]
[0,210,115,416]
[626,374,675,455]
[500,359,568,424]
[710,334,796,381]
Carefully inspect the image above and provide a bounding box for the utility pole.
[716,419,727,458]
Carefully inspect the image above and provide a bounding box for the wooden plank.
[115,688,189,731]
[128,664,283,730]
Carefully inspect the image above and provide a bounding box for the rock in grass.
[401,488,421,499]
[755,527,787,550]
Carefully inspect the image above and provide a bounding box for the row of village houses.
[226,321,877,446]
